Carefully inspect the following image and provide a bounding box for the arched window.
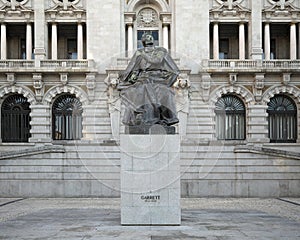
[52,94,83,140]
[215,95,246,140]
[267,95,297,143]
[1,94,31,142]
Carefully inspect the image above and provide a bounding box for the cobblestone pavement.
[0,198,299,239]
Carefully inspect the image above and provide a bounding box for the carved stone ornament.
[211,0,250,20]
[47,0,84,20]
[6,73,15,86]
[254,73,265,102]
[60,73,68,85]
[229,73,237,85]
[1,0,29,10]
[86,73,96,100]
[32,73,44,101]
[52,0,81,10]
[137,8,159,28]
[282,73,291,85]
[264,0,300,18]
[201,73,211,102]
[0,0,33,19]
[215,0,244,10]
[267,0,293,10]
[173,73,191,114]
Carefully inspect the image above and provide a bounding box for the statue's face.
[142,34,154,46]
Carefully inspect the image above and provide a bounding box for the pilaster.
[29,104,52,143]
[247,104,269,143]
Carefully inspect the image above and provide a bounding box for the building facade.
[0,0,299,197]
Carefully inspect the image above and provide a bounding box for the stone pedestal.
[120,134,181,225]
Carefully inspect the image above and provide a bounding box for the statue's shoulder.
[155,46,167,53]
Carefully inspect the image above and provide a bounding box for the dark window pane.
[1,94,31,142]
[215,95,245,140]
[52,94,83,140]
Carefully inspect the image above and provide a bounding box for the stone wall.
[0,142,299,197]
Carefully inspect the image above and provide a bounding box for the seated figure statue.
[118,32,180,133]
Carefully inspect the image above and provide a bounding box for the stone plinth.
[120,134,181,225]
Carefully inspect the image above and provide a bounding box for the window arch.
[215,95,246,140]
[52,94,83,140]
[1,94,31,142]
[267,94,297,143]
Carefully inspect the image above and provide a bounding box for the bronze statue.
[118,32,180,131]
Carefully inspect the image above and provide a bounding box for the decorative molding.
[282,73,291,85]
[124,12,136,25]
[6,73,15,86]
[32,73,44,102]
[86,73,96,100]
[127,0,170,12]
[60,73,68,86]
[0,0,33,21]
[253,73,265,102]
[43,85,88,105]
[210,85,255,105]
[0,85,36,104]
[137,8,159,28]
[263,0,300,20]
[262,85,300,104]
[211,0,250,21]
[46,0,85,22]
[229,73,237,85]
[201,73,211,102]
[160,12,172,24]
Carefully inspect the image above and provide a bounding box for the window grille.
[215,95,246,140]
[52,94,83,140]
[267,95,297,143]
[1,94,31,142]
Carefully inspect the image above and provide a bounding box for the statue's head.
[141,32,154,47]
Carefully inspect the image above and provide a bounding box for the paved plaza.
[0,198,299,239]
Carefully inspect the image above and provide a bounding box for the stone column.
[163,24,169,50]
[299,23,300,59]
[213,22,219,60]
[127,24,133,56]
[290,22,296,60]
[1,23,6,59]
[26,23,32,60]
[77,22,83,59]
[33,0,46,60]
[250,0,263,59]
[51,23,58,60]
[264,23,270,60]
[239,22,245,60]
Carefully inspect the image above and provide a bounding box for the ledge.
[234,145,300,160]
[0,145,65,160]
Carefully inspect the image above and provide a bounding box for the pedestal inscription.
[120,134,181,225]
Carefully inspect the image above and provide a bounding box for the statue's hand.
[128,70,139,83]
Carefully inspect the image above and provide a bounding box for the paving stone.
[0,198,299,239]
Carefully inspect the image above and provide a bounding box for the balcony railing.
[0,59,95,72]
[0,59,299,73]
[40,60,94,68]
[202,59,300,72]
[0,60,35,68]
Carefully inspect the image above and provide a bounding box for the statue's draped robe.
[118,47,180,126]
